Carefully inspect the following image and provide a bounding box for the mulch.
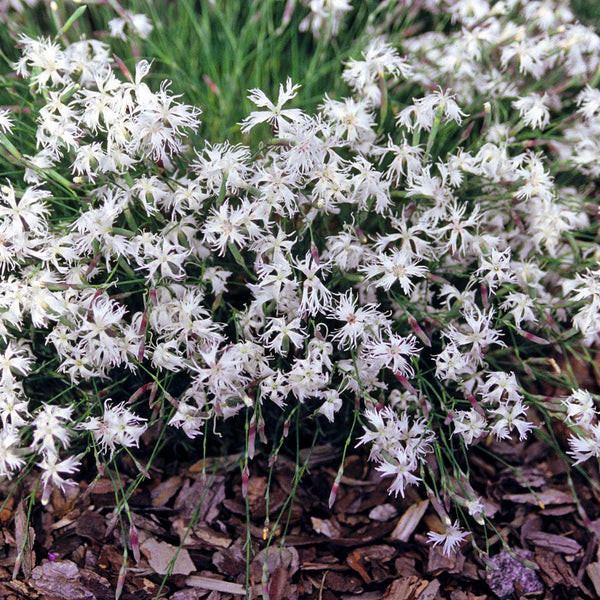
[1,420,600,600]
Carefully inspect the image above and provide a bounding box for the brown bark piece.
[585,562,600,596]
[426,545,465,575]
[75,510,106,541]
[12,500,34,580]
[269,565,296,600]
[323,570,363,593]
[30,560,95,600]
[416,579,440,600]
[525,532,582,554]
[390,500,429,542]
[150,475,183,507]
[534,550,591,595]
[383,576,430,600]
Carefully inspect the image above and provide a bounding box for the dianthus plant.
[1,0,600,556]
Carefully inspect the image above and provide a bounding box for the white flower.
[240,78,303,134]
[453,409,487,446]
[39,454,81,504]
[397,88,467,131]
[318,390,342,422]
[299,0,352,39]
[427,521,469,556]
[80,402,147,457]
[364,248,427,294]
[375,448,420,498]
[512,94,551,130]
[0,428,25,478]
[0,109,14,134]
[567,423,600,465]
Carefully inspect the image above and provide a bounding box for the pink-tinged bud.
[480,284,489,309]
[248,416,256,460]
[408,316,431,347]
[149,288,158,306]
[426,272,450,285]
[458,120,475,143]
[138,307,149,335]
[258,414,267,444]
[355,226,367,243]
[394,372,418,395]
[128,382,152,404]
[328,479,340,509]
[90,287,103,307]
[202,74,221,97]
[311,244,320,266]
[467,394,486,417]
[283,417,291,439]
[41,482,51,506]
[48,552,58,562]
[280,0,295,29]
[212,293,222,312]
[113,53,132,81]
[420,396,431,419]
[149,383,158,408]
[511,210,525,232]
[106,512,118,538]
[115,561,127,600]
[164,391,179,410]
[130,524,140,563]
[545,310,560,333]
[424,314,444,329]
[242,463,249,499]
[521,330,550,345]
[444,412,454,425]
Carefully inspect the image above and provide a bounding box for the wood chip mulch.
[1,422,600,600]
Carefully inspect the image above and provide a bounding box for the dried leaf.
[390,500,429,542]
[140,538,196,575]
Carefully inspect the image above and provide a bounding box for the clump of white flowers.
[1,0,600,557]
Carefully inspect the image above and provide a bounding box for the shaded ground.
[1,422,600,600]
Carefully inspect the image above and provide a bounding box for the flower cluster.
[1,0,600,556]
